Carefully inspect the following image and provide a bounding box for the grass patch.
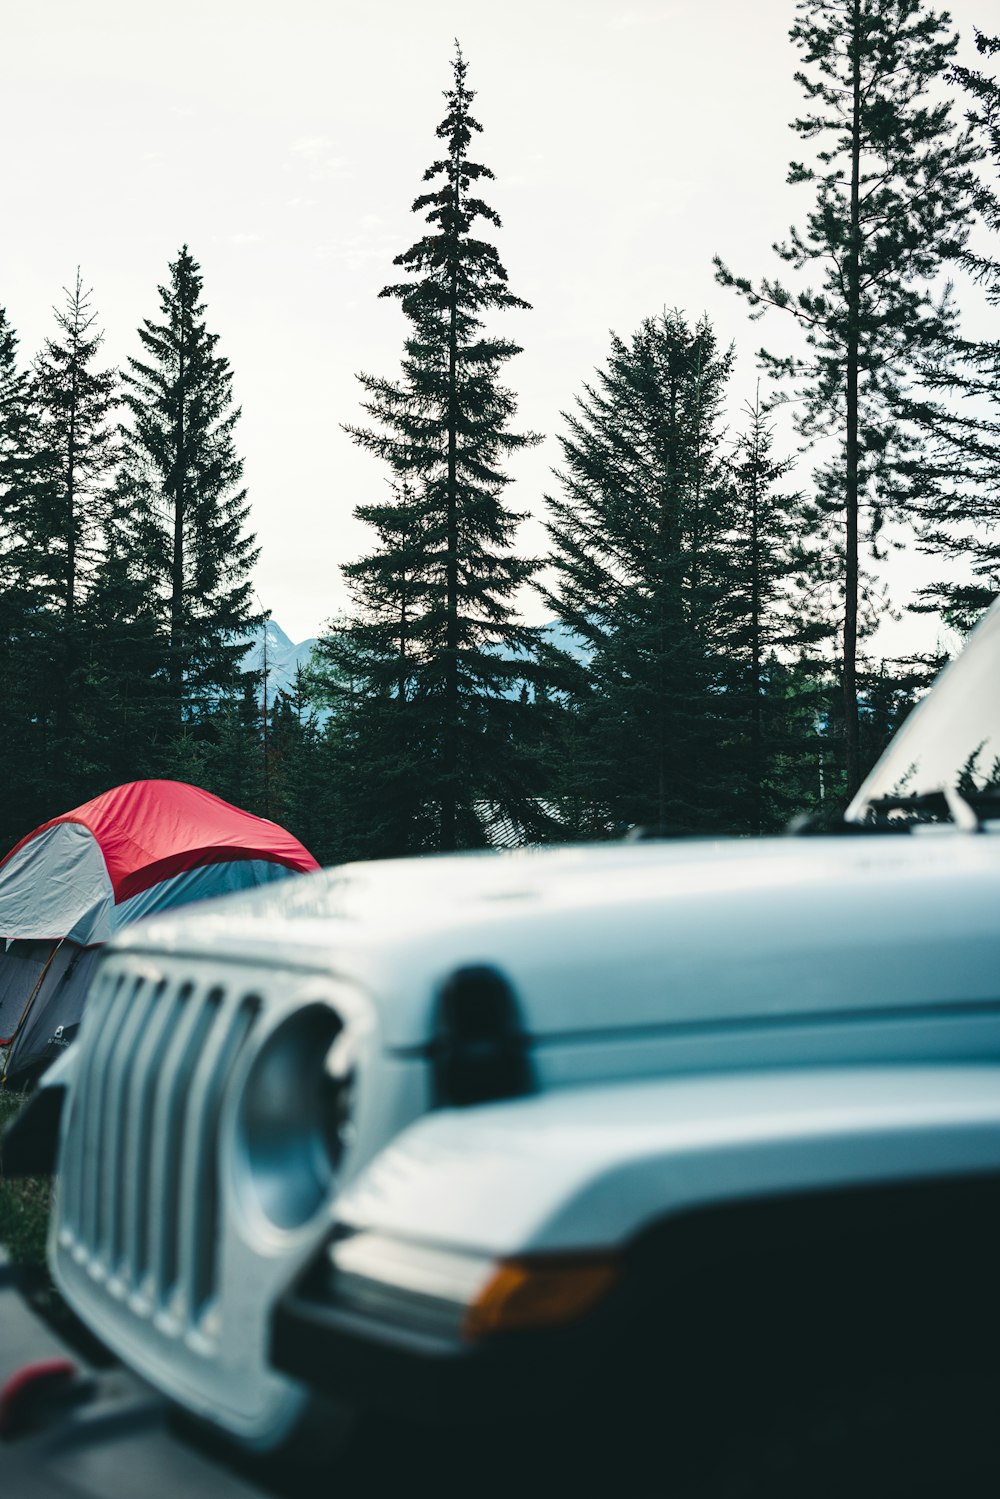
[0,1089,51,1267]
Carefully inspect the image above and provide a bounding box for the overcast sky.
[3,0,992,651]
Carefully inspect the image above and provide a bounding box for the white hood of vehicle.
[107,835,1000,1050]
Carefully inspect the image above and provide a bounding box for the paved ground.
[0,1264,266,1499]
[0,1269,545,1499]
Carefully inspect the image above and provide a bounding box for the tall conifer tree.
[543,311,736,834]
[312,487,436,854]
[902,32,1000,628]
[32,272,118,754]
[118,246,259,725]
[716,0,977,795]
[0,308,33,535]
[0,307,35,621]
[33,273,117,632]
[0,307,45,846]
[78,507,171,789]
[336,46,543,852]
[723,393,831,830]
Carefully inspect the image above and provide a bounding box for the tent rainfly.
[0,781,319,1084]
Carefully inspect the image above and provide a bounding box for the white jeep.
[14,602,1000,1492]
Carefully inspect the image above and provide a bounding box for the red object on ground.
[0,781,320,903]
[0,1358,78,1436]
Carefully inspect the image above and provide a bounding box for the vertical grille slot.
[78,974,132,1265]
[98,976,154,1276]
[178,993,259,1327]
[148,987,219,1315]
[60,967,117,1240]
[122,978,179,1301]
[104,977,163,1280]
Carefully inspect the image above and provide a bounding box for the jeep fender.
[332,1064,1000,1256]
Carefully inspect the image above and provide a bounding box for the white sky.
[3,0,992,653]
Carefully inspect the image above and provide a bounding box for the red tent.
[0,782,319,1082]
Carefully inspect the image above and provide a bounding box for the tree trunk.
[58,364,79,748]
[843,0,863,798]
[441,176,461,851]
[655,369,679,830]
[171,327,187,720]
[750,404,763,835]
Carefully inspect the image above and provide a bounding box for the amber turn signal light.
[462,1255,618,1341]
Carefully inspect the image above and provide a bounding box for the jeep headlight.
[235,1003,353,1232]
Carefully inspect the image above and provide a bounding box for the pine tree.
[118,246,259,725]
[33,273,118,637]
[264,673,326,852]
[723,391,831,830]
[0,306,33,609]
[0,307,46,848]
[337,45,544,852]
[715,0,978,795]
[543,311,737,835]
[0,284,118,817]
[210,681,265,814]
[335,481,431,713]
[78,508,173,789]
[901,32,1000,628]
[313,489,440,856]
[31,272,118,761]
[0,307,34,529]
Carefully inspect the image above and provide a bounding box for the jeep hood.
[108,836,1000,1050]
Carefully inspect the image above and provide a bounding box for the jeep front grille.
[51,944,390,1445]
[58,961,259,1341]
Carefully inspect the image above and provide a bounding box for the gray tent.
[0,780,318,1085]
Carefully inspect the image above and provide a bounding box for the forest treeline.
[1,3,999,864]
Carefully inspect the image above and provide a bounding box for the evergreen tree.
[716,0,978,795]
[902,32,1000,628]
[0,307,46,848]
[264,672,327,853]
[78,508,174,789]
[723,391,830,830]
[311,649,429,859]
[0,284,118,823]
[0,307,34,532]
[543,311,737,835]
[338,482,430,712]
[31,272,118,765]
[336,46,544,852]
[32,273,117,639]
[0,306,34,618]
[118,246,259,725]
[210,681,265,814]
[313,489,440,856]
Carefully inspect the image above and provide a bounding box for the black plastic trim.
[432,965,533,1107]
[271,1172,1000,1423]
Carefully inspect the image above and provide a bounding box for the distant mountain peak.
[242,622,317,698]
[261,620,293,651]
